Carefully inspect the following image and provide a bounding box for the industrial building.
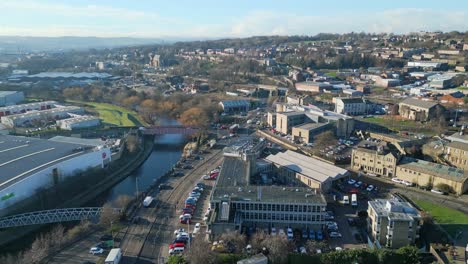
[0,91,25,106]
[367,199,422,249]
[291,122,332,143]
[208,140,327,239]
[1,106,83,127]
[295,82,333,93]
[0,101,56,117]
[275,111,307,134]
[396,157,468,195]
[398,98,445,121]
[56,115,101,130]
[265,150,349,192]
[0,135,110,214]
[219,100,250,113]
[334,97,367,116]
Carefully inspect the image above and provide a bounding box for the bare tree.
[250,231,268,253]
[184,239,216,264]
[99,203,119,228]
[29,234,50,263]
[114,194,133,211]
[126,134,139,153]
[261,235,294,264]
[305,240,328,255]
[49,224,65,250]
[219,230,247,254]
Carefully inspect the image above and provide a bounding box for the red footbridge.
[139,125,199,136]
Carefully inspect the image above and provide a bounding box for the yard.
[414,199,468,237]
[362,116,436,135]
[67,100,147,127]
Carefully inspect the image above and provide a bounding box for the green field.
[67,100,147,127]
[414,200,468,237]
[362,116,436,134]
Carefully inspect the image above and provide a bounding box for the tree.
[396,245,419,264]
[314,131,337,148]
[219,230,247,254]
[305,240,328,255]
[114,194,133,211]
[261,235,294,264]
[184,239,216,264]
[99,203,119,228]
[167,255,186,264]
[250,231,268,253]
[125,134,139,153]
[435,183,453,193]
[178,107,209,129]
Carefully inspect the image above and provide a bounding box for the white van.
[169,247,185,255]
[351,194,357,207]
[343,195,350,205]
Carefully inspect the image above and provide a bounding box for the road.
[119,145,225,264]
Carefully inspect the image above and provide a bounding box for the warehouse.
[1,106,83,127]
[57,115,101,130]
[0,91,25,106]
[208,140,327,239]
[0,101,56,117]
[219,100,250,113]
[0,135,111,214]
[265,150,349,192]
[291,122,332,143]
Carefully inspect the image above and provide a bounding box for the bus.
[351,194,358,207]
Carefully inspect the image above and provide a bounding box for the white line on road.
[0,144,28,153]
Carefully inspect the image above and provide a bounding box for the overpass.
[0,207,121,229]
[139,125,199,136]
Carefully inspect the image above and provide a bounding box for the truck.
[105,248,122,264]
[229,124,239,133]
[351,194,358,207]
[143,196,154,207]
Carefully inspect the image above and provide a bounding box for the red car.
[180,218,192,224]
[185,204,196,210]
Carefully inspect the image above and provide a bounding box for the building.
[1,106,84,127]
[0,101,56,117]
[95,61,105,70]
[295,82,333,93]
[56,115,101,130]
[351,143,400,177]
[275,111,308,134]
[398,98,445,121]
[286,95,314,106]
[439,92,465,105]
[208,141,327,239]
[0,135,110,214]
[407,61,448,70]
[367,199,422,248]
[375,78,400,88]
[9,72,114,82]
[291,122,332,143]
[428,73,457,89]
[335,97,367,116]
[343,89,363,97]
[265,150,349,192]
[396,157,468,195]
[445,141,468,171]
[219,100,250,113]
[0,91,24,106]
[149,54,160,68]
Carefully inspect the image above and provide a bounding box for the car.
[431,189,446,195]
[309,230,315,240]
[299,246,307,254]
[354,181,362,187]
[181,208,194,215]
[99,234,113,241]
[196,183,206,188]
[189,192,201,197]
[180,218,192,224]
[172,171,184,177]
[95,242,110,249]
[169,247,184,255]
[302,229,308,239]
[89,247,104,255]
[171,242,185,249]
[366,185,374,192]
[271,227,277,236]
[347,179,356,185]
[183,165,193,170]
[391,178,403,184]
[347,218,356,226]
[402,181,414,187]
[193,223,201,234]
[278,229,285,236]
[174,228,186,235]
[316,230,323,240]
[176,232,190,239]
[203,175,211,180]
[187,196,198,202]
[287,228,293,240]
[329,232,342,238]
[173,238,187,244]
[179,213,192,219]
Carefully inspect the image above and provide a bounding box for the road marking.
[0,151,83,188]
[0,147,55,167]
[0,144,28,153]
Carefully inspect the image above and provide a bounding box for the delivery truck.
[143,196,154,207]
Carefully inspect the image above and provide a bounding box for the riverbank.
[0,134,155,248]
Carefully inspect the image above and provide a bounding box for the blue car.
[309,229,315,240]
[316,230,323,240]
[185,199,196,205]
[302,229,308,239]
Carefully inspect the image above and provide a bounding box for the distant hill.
[0,36,166,53]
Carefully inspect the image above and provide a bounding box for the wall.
[0,148,110,212]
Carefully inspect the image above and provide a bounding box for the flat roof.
[277,111,305,117]
[265,150,348,183]
[446,141,468,152]
[398,157,467,183]
[293,122,329,131]
[212,156,326,204]
[0,135,102,191]
[0,91,21,97]
[369,199,420,221]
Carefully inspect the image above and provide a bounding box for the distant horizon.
[1,0,467,39]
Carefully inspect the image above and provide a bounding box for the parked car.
[329,232,342,238]
[174,228,186,236]
[89,247,104,255]
[302,229,308,239]
[366,185,374,192]
[391,178,403,184]
[271,227,277,236]
[347,179,356,185]
[193,223,201,234]
[354,181,362,188]
[431,189,446,195]
[316,230,323,240]
[309,230,315,240]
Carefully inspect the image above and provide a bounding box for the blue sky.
[0,0,467,39]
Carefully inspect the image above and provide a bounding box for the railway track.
[119,147,224,263]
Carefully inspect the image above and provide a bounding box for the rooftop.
[212,156,326,204]
[0,135,104,191]
[24,72,113,79]
[399,98,438,109]
[0,91,21,97]
[398,157,467,183]
[277,111,305,117]
[293,122,329,131]
[369,199,420,221]
[265,150,348,183]
[336,97,365,104]
[446,141,468,152]
[220,100,250,107]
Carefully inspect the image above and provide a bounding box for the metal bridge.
[139,125,199,136]
[0,207,121,229]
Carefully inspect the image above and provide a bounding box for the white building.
[56,115,101,130]
[0,135,110,213]
[0,91,25,106]
[335,97,367,115]
[1,106,83,127]
[0,101,57,116]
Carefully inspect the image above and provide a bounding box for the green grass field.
[415,200,468,237]
[67,100,147,127]
[363,116,436,134]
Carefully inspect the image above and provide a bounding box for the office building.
[334,97,367,115]
[0,91,25,106]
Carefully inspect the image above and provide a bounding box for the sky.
[0,0,467,39]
